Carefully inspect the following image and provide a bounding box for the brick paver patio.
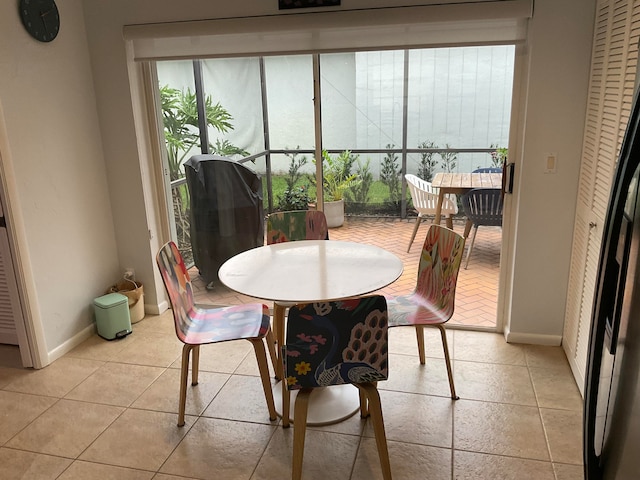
[191,216,501,329]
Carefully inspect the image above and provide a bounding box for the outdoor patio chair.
[461,188,503,269]
[405,174,458,253]
[281,295,392,480]
[473,167,503,173]
[387,224,465,400]
[156,241,277,426]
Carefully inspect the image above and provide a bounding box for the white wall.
[506,0,595,342]
[0,0,119,360]
[77,0,594,342]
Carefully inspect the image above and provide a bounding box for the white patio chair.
[405,174,458,252]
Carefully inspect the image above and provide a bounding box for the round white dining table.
[218,239,403,425]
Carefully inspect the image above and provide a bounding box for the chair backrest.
[415,225,466,319]
[405,174,457,215]
[473,167,503,173]
[461,188,503,227]
[284,295,388,389]
[156,241,195,342]
[266,210,329,244]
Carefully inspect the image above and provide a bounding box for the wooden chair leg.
[250,339,277,421]
[178,344,193,427]
[292,388,312,480]
[436,324,459,400]
[445,215,453,230]
[191,345,200,386]
[358,383,392,480]
[407,216,422,253]
[415,325,426,364]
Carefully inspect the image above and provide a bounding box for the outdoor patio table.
[218,239,403,425]
[431,172,502,225]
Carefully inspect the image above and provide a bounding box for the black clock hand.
[40,13,49,34]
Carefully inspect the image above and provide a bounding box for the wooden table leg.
[434,191,445,225]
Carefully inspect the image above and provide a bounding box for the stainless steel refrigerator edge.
[584,85,640,479]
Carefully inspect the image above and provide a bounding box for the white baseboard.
[144,300,168,316]
[46,322,96,366]
[504,327,562,346]
[43,301,170,368]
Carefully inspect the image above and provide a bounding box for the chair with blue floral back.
[266,210,329,244]
[281,295,392,480]
[156,241,277,426]
[386,224,465,400]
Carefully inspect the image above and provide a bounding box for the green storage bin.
[94,293,132,340]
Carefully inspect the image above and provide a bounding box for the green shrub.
[277,185,311,211]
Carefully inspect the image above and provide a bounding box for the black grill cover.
[184,154,264,285]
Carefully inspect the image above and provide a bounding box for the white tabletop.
[218,240,403,303]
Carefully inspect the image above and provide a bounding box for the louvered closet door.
[0,191,23,346]
[0,223,22,345]
[563,0,640,394]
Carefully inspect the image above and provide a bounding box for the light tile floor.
[192,217,501,329]
[0,308,583,480]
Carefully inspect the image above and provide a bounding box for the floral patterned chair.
[281,295,392,480]
[266,210,329,244]
[156,241,277,426]
[386,224,465,400]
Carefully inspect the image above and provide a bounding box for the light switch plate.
[544,153,557,174]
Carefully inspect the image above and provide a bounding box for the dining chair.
[281,295,392,480]
[387,224,465,400]
[461,188,503,269]
[405,173,458,253]
[266,209,329,244]
[156,241,277,426]
[266,209,330,378]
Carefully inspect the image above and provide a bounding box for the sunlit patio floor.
[191,216,501,329]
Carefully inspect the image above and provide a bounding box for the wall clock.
[19,0,60,43]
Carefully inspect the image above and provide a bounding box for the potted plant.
[314,150,361,227]
[277,185,311,211]
[490,145,508,168]
[276,151,312,211]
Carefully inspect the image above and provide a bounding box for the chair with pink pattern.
[156,241,277,426]
[386,224,465,400]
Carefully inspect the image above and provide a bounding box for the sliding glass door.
[156,45,514,252]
